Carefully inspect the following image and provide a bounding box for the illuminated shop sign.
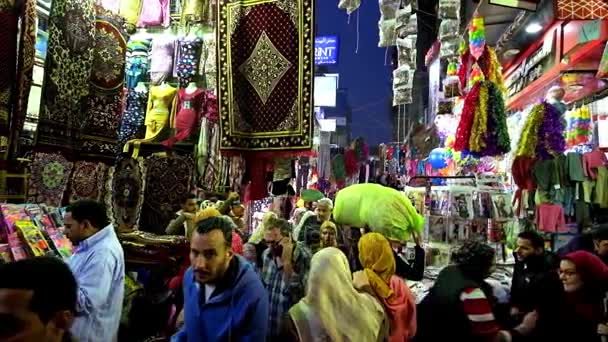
[315,36,339,65]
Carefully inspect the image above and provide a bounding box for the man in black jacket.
[510,231,559,319]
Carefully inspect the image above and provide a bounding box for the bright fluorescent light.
[526,23,543,34]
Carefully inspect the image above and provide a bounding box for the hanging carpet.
[106,157,146,232]
[38,0,95,150]
[27,152,74,207]
[10,0,37,158]
[139,155,193,235]
[217,0,314,151]
[81,6,129,157]
[0,0,19,155]
[67,161,108,202]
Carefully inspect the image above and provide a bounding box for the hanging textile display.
[118,87,148,146]
[565,105,593,148]
[27,153,74,207]
[181,0,207,25]
[199,32,217,89]
[38,0,96,149]
[149,35,175,85]
[119,0,142,31]
[175,36,204,86]
[9,0,36,158]
[162,88,217,147]
[81,6,129,157]
[123,83,178,157]
[217,0,314,151]
[106,157,146,232]
[0,0,19,155]
[125,38,151,90]
[67,161,108,202]
[516,102,566,159]
[139,155,193,234]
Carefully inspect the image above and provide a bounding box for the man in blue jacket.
[172,213,269,341]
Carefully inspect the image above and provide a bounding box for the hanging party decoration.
[516,102,566,159]
[468,12,486,60]
[454,81,511,156]
[566,105,593,148]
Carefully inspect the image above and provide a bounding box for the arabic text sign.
[315,36,339,65]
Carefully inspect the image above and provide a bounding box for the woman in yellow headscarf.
[281,247,388,341]
[356,232,417,342]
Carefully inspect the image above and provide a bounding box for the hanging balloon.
[429,148,448,169]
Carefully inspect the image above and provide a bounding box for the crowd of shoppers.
[1,196,608,342]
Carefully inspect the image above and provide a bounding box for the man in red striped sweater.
[415,240,537,342]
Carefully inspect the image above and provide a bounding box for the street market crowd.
[2,195,608,342]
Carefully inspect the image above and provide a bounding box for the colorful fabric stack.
[566,105,593,148]
[516,102,566,159]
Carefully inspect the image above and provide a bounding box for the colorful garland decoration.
[469,83,489,152]
[565,106,593,148]
[454,83,481,151]
[515,102,566,159]
[469,13,486,60]
[454,14,511,158]
[484,82,511,156]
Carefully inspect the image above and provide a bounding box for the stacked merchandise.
[405,176,516,266]
[0,203,72,263]
[392,1,417,105]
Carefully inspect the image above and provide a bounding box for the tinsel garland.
[458,49,471,91]
[480,82,510,156]
[469,83,489,152]
[536,102,566,159]
[516,103,545,157]
[486,47,506,93]
[454,83,481,151]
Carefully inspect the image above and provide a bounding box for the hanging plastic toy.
[468,12,486,60]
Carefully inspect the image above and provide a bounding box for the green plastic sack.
[334,183,424,242]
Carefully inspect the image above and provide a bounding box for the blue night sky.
[315,0,395,146]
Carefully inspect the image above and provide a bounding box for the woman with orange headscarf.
[355,232,417,341]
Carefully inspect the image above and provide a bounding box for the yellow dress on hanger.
[181,0,207,24]
[119,0,142,29]
[124,84,177,157]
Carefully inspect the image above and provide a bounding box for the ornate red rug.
[217,0,314,151]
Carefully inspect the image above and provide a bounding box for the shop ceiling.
[462,0,554,69]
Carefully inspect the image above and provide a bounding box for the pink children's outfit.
[535,203,566,233]
[582,150,608,180]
